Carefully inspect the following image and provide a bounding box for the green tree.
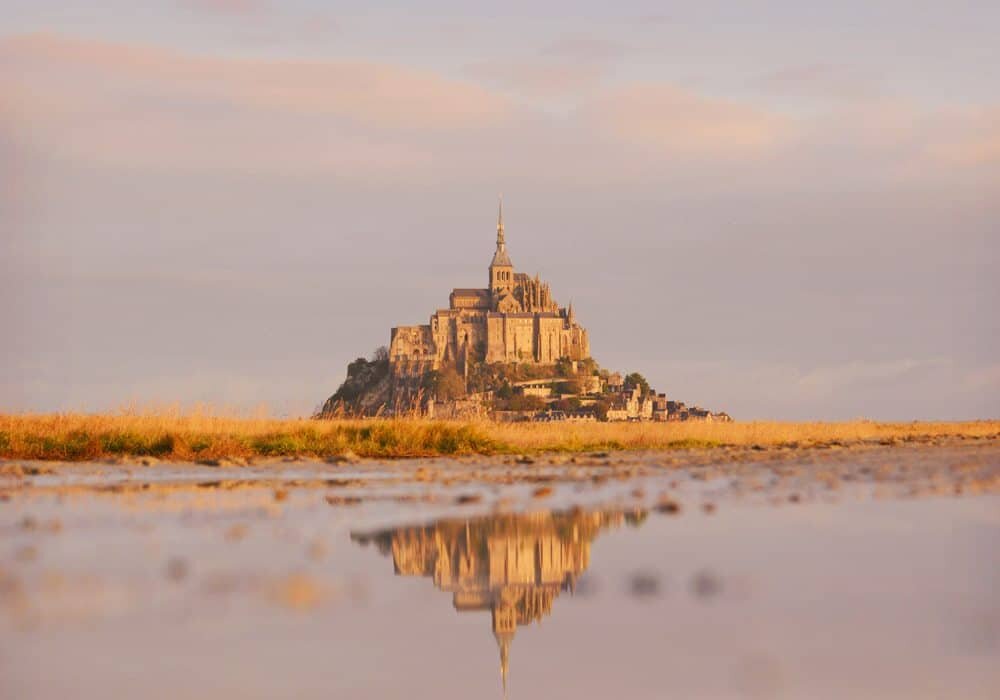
[577,357,598,376]
[555,378,584,395]
[593,398,612,421]
[507,395,547,411]
[624,372,650,395]
[554,356,574,377]
[424,365,466,400]
[554,396,582,412]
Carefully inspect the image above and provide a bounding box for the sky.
[1,1,998,420]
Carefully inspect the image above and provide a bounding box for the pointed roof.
[491,247,513,267]
[491,196,513,267]
[497,196,505,246]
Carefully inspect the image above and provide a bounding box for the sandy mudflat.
[2,441,998,699]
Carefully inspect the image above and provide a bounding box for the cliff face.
[315,349,396,417]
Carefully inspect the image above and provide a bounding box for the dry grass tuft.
[0,412,996,462]
[484,419,999,453]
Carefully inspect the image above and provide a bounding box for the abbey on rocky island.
[318,202,731,421]
[389,200,590,379]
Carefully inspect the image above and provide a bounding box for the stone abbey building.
[389,202,590,378]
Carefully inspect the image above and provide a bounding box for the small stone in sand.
[455,494,482,505]
[15,545,38,563]
[691,570,723,599]
[268,574,330,611]
[655,499,681,515]
[0,464,25,478]
[166,557,188,582]
[326,451,361,465]
[325,495,362,506]
[532,486,554,499]
[628,571,662,599]
[306,539,327,561]
[225,524,249,542]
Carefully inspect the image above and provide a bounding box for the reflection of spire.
[351,508,648,700]
[496,631,511,696]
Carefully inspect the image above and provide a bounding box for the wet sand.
[2,441,998,699]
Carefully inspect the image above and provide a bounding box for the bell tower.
[489,197,514,295]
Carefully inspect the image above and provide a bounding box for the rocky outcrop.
[315,349,392,417]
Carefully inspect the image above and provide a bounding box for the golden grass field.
[0,412,997,461]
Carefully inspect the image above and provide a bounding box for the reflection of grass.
[0,413,996,461]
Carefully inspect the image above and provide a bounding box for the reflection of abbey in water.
[352,508,646,693]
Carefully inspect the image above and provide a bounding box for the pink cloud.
[925,107,1000,166]
[466,59,604,99]
[581,83,785,158]
[0,34,512,174]
[540,37,627,63]
[760,63,883,101]
[2,33,994,185]
[1,34,510,130]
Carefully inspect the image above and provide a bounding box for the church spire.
[497,195,505,247]
[490,196,513,270]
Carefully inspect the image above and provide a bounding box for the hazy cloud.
[1,34,510,129]
[465,59,604,99]
[464,36,627,100]
[0,34,512,173]
[540,37,627,63]
[176,0,265,15]
[795,359,949,395]
[760,63,883,101]
[924,106,1000,166]
[582,83,785,158]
